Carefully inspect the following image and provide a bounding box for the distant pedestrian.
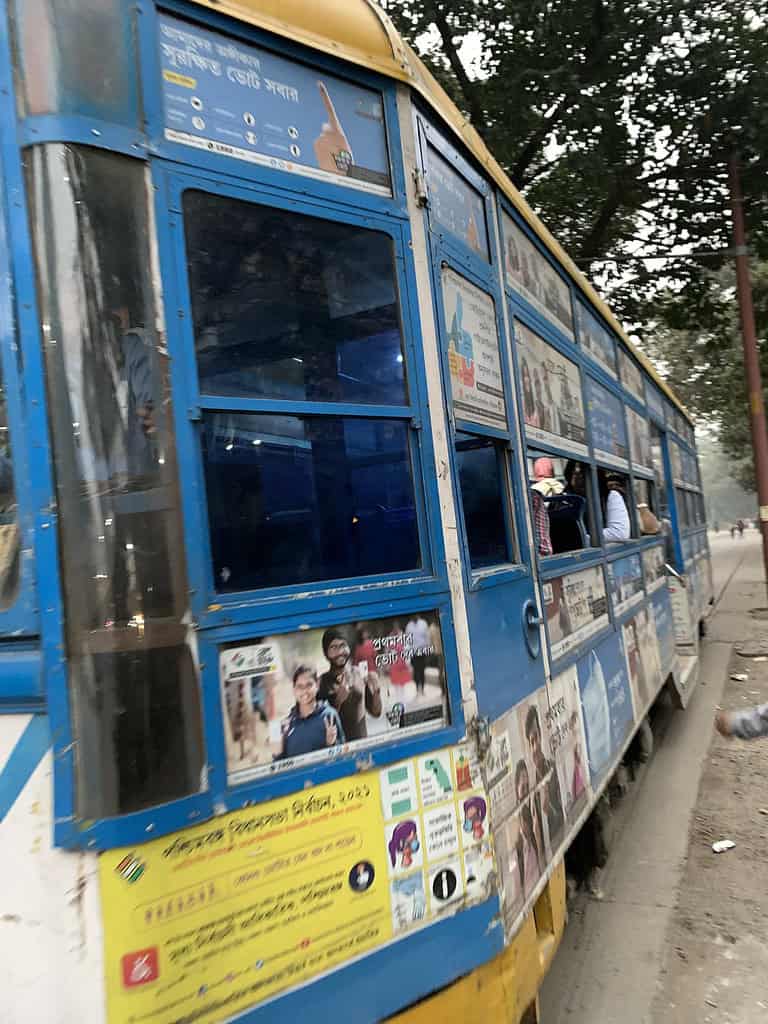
[730,524,736,539]
[737,519,745,538]
[716,703,768,740]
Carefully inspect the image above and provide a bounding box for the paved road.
[539,533,757,1024]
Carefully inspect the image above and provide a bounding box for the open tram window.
[526,453,595,557]
[597,468,635,544]
[455,432,514,570]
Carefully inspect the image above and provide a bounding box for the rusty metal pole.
[728,152,768,597]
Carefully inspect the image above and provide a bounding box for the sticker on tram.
[576,631,634,785]
[488,673,592,936]
[502,214,575,340]
[441,267,506,430]
[220,612,448,783]
[516,321,587,455]
[642,543,667,593]
[543,564,609,662]
[622,605,663,718]
[158,14,391,195]
[100,746,492,1023]
[606,553,644,618]
[586,377,629,468]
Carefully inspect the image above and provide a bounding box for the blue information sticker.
[577,631,634,785]
[158,14,391,194]
[586,377,628,467]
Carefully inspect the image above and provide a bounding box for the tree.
[383,2,768,287]
[383,0,768,462]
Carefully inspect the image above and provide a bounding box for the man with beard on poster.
[318,626,382,741]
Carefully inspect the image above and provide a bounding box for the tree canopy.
[383,0,768,473]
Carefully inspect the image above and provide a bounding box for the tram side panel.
[0,714,104,1023]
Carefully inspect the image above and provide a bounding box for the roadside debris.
[712,840,736,854]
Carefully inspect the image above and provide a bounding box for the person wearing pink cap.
[531,456,563,556]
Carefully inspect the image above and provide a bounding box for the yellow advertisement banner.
[100,747,494,1024]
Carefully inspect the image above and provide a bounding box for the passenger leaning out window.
[602,472,631,544]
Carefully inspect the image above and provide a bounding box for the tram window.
[183,191,407,405]
[455,432,513,569]
[526,453,594,556]
[0,358,19,610]
[650,424,670,518]
[675,487,690,529]
[27,145,205,818]
[597,468,635,543]
[202,413,420,591]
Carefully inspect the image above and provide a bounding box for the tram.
[0,2,712,1022]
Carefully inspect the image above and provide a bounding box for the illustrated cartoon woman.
[463,796,487,840]
[389,820,419,870]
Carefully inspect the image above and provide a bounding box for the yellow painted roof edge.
[187,0,692,425]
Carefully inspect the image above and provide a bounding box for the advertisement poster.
[668,575,693,646]
[547,668,591,826]
[100,747,492,1024]
[606,553,644,617]
[502,213,575,340]
[426,146,489,258]
[643,544,667,593]
[220,613,448,782]
[543,565,609,662]
[627,406,653,475]
[576,631,634,785]
[652,590,677,675]
[442,267,506,430]
[622,605,663,717]
[487,687,566,929]
[575,299,617,378]
[586,377,628,467]
[516,320,587,455]
[645,382,665,422]
[618,348,644,404]
[159,14,391,194]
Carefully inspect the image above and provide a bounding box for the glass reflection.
[27,145,204,817]
[202,412,420,590]
[183,190,407,404]
[455,432,511,569]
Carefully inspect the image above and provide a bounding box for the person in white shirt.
[603,473,631,543]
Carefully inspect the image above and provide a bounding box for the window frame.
[165,167,446,624]
[416,118,532,593]
[0,129,41,706]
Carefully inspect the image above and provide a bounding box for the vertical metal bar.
[728,152,768,598]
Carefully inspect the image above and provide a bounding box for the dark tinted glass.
[202,413,420,590]
[0,353,19,610]
[455,432,511,569]
[183,191,407,404]
[27,145,204,817]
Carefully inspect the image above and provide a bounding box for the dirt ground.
[653,635,768,1023]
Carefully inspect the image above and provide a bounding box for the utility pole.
[728,152,768,597]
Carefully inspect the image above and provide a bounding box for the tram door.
[417,118,546,722]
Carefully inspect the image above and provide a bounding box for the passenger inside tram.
[598,469,632,543]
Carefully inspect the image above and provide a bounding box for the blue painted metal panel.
[418,117,548,723]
